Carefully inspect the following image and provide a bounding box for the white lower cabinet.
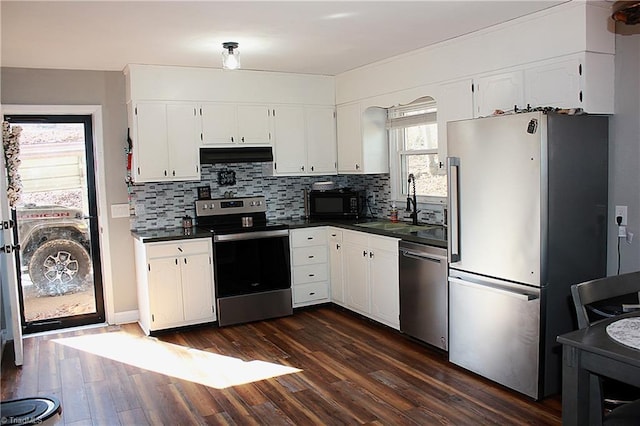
[327,228,345,305]
[134,238,215,335]
[290,228,330,307]
[342,230,400,329]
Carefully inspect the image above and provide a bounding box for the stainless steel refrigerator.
[446,111,608,399]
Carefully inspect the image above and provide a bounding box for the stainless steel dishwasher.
[399,240,448,350]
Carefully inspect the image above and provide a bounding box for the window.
[388,98,447,203]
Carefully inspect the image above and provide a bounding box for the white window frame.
[388,98,446,206]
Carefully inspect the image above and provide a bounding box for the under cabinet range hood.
[200,147,273,164]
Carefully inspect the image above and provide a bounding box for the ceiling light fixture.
[222,42,240,70]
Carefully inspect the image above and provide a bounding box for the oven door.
[213,230,291,298]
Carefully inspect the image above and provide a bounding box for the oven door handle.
[214,229,289,242]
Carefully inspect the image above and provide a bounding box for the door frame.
[3,105,115,326]
[1,120,24,365]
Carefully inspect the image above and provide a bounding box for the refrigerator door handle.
[447,157,460,262]
[448,277,539,301]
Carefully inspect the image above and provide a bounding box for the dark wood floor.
[2,306,561,425]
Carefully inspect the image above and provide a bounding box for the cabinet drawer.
[145,239,211,259]
[293,264,328,284]
[327,227,343,242]
[292,246,328,266]
[293,282,329,304]
[291,228,327,247]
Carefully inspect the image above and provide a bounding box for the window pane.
[405,153,447,197]
[404,123,438,150]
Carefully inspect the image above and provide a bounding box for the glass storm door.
[5,114,105,334]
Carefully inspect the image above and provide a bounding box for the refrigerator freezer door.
[447,112,544,286]
[448,271,541,399]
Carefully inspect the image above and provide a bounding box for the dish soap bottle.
[390,203,398,223]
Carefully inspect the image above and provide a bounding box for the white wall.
[610,30,640,274]
[0,68,139,318]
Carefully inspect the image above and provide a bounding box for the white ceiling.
[1,1,569,76]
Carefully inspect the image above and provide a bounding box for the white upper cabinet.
[444,53,615,123]
[200,103,272,146]
[306,106,337,174]
[475,71,525,117]
[237,105,272,145]
[336,103,387,174]
[524,52,614,114]
[199,103,237,145]
[273,105,337,176]
[336,103,362,173]
[273,106,307,174]
[129,102,200,183]
[167,104,201,179]
[436,78,474,166]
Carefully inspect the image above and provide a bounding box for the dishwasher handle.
[448,276,538,302]
[400,249,445,264]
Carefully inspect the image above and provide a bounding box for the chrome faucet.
[406,173,419,225]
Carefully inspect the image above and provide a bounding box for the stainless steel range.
[195,196,292,326]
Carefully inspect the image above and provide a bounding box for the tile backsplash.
[129,162,391,231]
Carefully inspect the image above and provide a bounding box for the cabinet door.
[133,102,169,181]
[148,257,183,328]
[343,240,370,314]
[437,79,474,167]
[180,253,215,323]
[524,57,581,110]
[336,103,363,173]
[273,106,306,174]
[360,107,389,174]
[328,229,344,304]
[200,103,237,145]
[475,71,525,117]
[306,106,337,174]
[370,248,400,329]
[237,105,271,144]
[167,103,200,180]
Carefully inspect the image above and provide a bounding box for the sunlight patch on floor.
[53,331,301,389]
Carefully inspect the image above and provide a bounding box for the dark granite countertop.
[284,218,447,249]
[131,227,213,243]
[131,218,447,249]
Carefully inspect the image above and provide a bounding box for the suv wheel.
[28,239,91,297]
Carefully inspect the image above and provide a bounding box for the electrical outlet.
[615,205,628,226]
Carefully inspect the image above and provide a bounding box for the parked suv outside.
[17,204,91,297]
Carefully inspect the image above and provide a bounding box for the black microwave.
[309,189,362,220]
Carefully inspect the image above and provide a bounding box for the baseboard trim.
[112,310,139,325]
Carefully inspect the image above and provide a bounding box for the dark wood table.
[557,312,640,425]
